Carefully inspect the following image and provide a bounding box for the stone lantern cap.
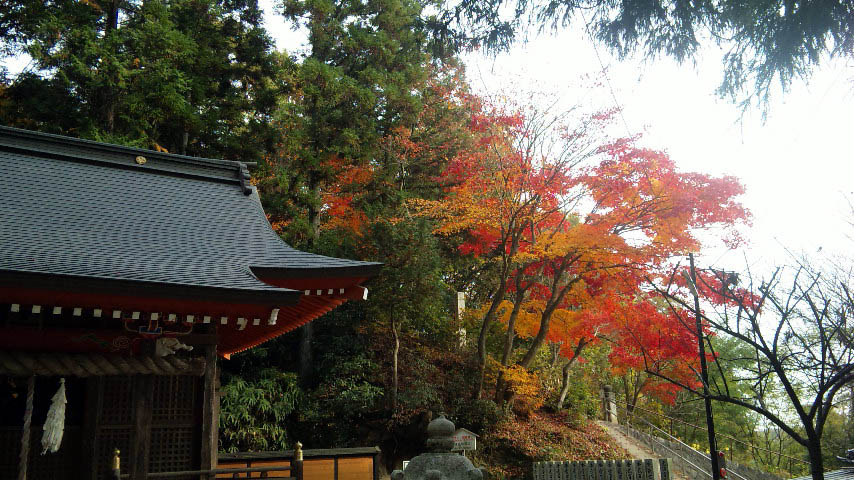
[391,415,485,480]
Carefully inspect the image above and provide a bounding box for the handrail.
[111,445,303,479]
[149,466,291,477]
[116,466,292,478]
[616,406,752,480]
[614,400,808,465]
[622,422,712,479]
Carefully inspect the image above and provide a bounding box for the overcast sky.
[458,28,854,274]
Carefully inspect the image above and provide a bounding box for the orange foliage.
[317,155,375,236]
[414,88,751,398]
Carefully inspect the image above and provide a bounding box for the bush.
[452,397,505,433]
[219,369,302,453]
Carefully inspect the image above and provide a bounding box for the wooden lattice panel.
[149,426,195,479]
[149,375,200,478]
[94,377,135,480]
[152,376,196,424]
[101,377,134,425]
[95,427,131,480]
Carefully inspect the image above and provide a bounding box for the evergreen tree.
[0,0,285,162]
[262,0,434,245]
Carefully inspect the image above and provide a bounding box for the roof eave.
[251,262,383,281]
[0,269,302,306]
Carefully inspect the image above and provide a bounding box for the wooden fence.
[108,446,379,480]
[533,459,674,480]
[217,447,381,480]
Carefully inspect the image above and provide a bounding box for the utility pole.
[689,253,721,480]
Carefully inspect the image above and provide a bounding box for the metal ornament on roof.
[391,415,486,480]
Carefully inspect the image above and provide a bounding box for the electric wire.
[578,10,633,138]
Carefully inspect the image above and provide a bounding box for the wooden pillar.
[131,376,154,480]
[81,378,104,480]
[200,343,218,480]
[372,448,381,480]
[17,375,35,480]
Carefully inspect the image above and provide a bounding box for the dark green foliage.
[219,369,303,452]
[452,397,506,433]
[259,0,437,246]
[555,373,598,426]
[309,354,385,417]
[363,218,448,334]
[0,0,284,161]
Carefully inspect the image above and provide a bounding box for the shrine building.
[0,125,381,479]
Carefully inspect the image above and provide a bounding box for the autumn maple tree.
[415,92,750,402]
[604,294,706,409]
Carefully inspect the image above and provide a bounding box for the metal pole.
[689,253,721,480]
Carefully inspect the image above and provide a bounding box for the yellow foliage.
[502,365,544,410]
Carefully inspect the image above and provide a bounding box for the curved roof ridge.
[0,125,243,168]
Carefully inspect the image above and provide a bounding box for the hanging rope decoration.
[41,378,66,455]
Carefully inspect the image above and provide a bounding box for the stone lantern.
[391,415,486,480]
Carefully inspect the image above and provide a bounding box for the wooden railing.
[111,444,305,480]
[218,446,381,480]
[110,443,380,480]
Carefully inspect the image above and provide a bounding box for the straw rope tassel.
[18,375,35,480]
[42,378,66,454]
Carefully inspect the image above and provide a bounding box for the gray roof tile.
[0,126,380,301]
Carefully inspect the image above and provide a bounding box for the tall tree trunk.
[298,323,313,385]
[391,314,400,410]
[494,292,524,404]
[298,181,321,385]
[105,0,119,32]
[806,439,825,480]
[555,338,588,409]
[98,0,120,133]
[518,301,558,368]
[475,278,507,398]
[849,385,854,446]
[623,380,634,417]
[518,277,576,369]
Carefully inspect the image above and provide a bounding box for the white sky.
[457,28,854,274]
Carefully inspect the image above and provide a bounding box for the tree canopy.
[436,0,854,109]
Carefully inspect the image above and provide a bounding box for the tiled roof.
[0,125,380,303]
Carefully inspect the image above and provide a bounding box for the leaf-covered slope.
[476,411,630,479]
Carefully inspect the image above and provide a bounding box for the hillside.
[473,412,631,479]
